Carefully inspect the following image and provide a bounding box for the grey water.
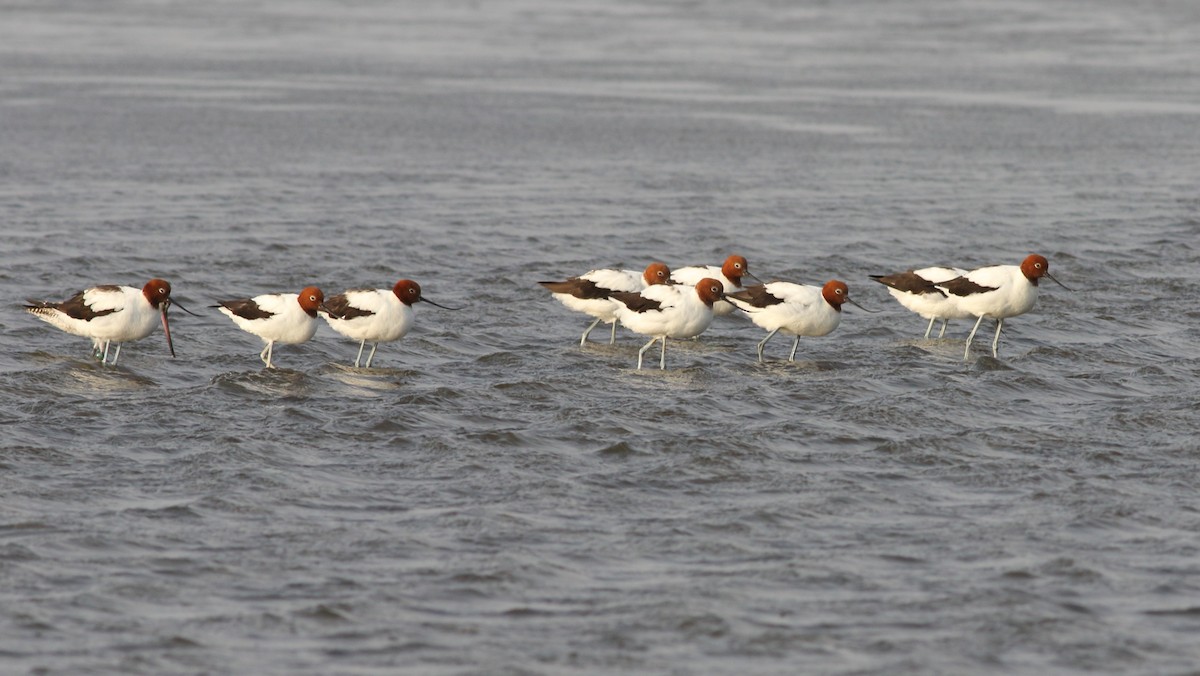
[2,1,1200,673]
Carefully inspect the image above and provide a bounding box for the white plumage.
[934,254,1067,360]
[871,266,972,338]
[611,278,725,369]
[539,262,672,345]
[216,286,333,368]
[25,278,179,365]
[321,279,457,368]
[728,280,860,362]
[671,254,757,316]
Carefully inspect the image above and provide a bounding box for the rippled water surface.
[3,1,1200,673]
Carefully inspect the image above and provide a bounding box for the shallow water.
[2,1,1200,673]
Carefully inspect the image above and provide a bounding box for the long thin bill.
[171,298,202,316]
[161,306,176,357]
[421,297,464,310]
[1045,271,1072,291]
[847,297,879,313]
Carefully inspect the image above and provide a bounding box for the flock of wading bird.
[23,280,460,369]
[538,253,1068,369]
[21,253,1067,370]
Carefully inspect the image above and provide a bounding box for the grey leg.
[923,316,935,339]
[580,317,602,346]
[636,337,657,370]
[789,336,800,362]
[354,340,366,367]
[991,318,1004,358]
[756,328,779,363]
[964,315,985,361]
[365,343,378,368]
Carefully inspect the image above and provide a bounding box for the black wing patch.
[216,298,275,320]
[870,271,945,296]
[609,291,663,313]
[937,277,998,297]
[727,285,783,308]
[24,288,121,321]
[324,293,375,320]
[538,278,613,300]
